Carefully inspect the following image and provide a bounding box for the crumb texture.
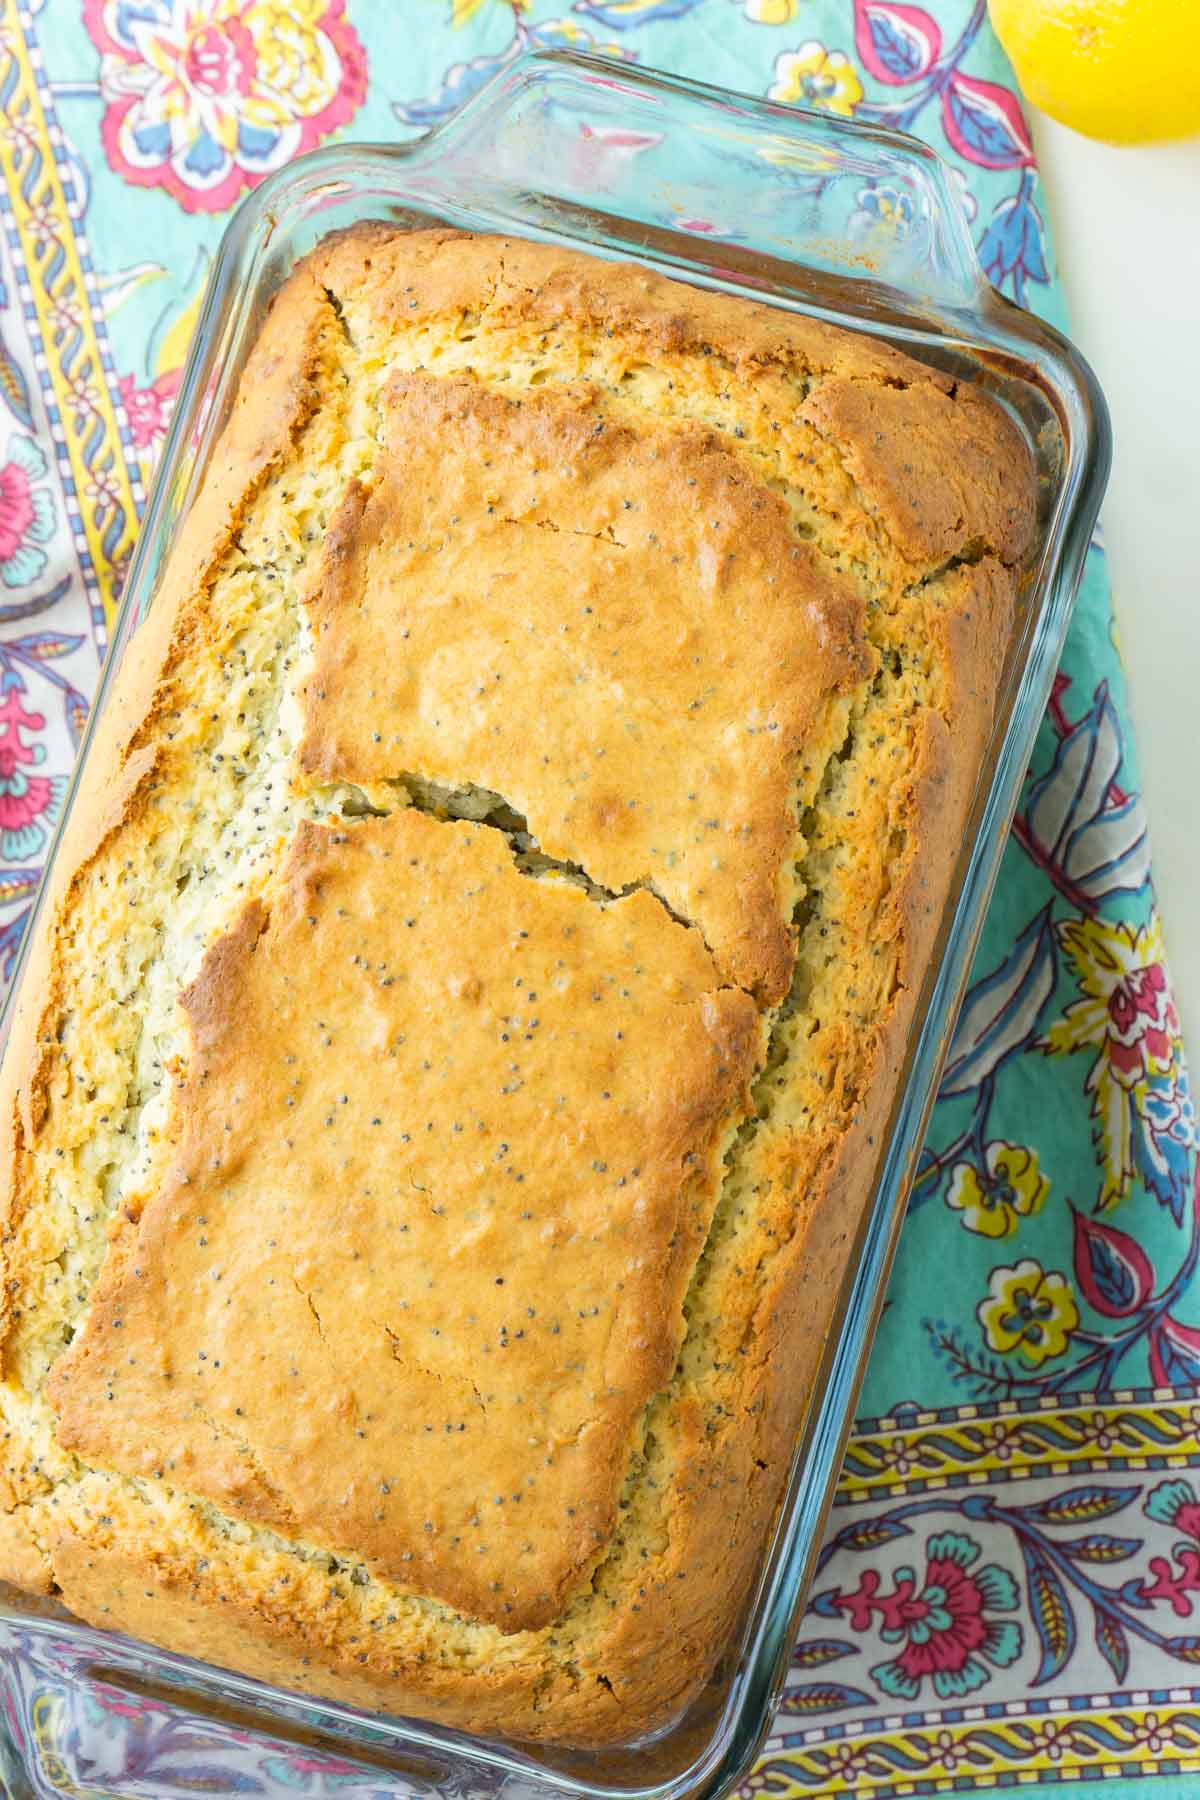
[0,228,1034,1748]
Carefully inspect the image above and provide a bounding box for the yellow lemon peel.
[989,0,1200,145]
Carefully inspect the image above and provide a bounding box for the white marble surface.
[1031,116,1200,1058]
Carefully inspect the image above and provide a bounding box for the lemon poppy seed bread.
[0,227,1035,1747]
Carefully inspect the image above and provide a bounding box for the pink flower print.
[0,685,65,860]
[836,1531,1021,1701]
[1042,915,1179,1091]
[119,369,182,451]
[1108,961,1173,1080]
[184,16,256,98]
[1141,1547,1200,1618]
[1040,913,1193,1213]
[1152,1481,1200,1545]
[85,0,368,215]
[90,1686,150,1721]
[0,435,56,588]
[0,462,34,559]
[1138,1478,1200,1618]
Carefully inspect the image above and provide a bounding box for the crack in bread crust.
[374,772,735,973]
[48,807,761,1633]
[0,228,1034,1747]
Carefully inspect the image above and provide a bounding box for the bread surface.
[0,227,1035,1746]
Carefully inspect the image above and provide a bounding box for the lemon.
[988,0,1200,144]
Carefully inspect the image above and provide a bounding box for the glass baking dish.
[0,47,1109,1800]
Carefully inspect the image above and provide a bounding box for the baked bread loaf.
[0,227,1035,1747]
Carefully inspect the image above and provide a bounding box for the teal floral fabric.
[0,2,1194,1795]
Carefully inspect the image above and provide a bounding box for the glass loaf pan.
[0,48,1109,1800]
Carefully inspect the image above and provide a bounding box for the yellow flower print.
[743,0,800,23]
[978,1260,1079,1367]
[769,41,864,116]
[249,4,339,117]
[946,1142,1049,1238]
[1039,912,1185,1211]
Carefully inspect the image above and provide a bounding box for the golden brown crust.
[49,810,759,1633]
[0,225,1035,1746]
[0,264,338,1249]
[299,370,870,1003]
[314,222,961,396]
[0,1508,55,1594]
[799,375,1034,567]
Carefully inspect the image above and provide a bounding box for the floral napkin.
[0,3,1194,1796]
